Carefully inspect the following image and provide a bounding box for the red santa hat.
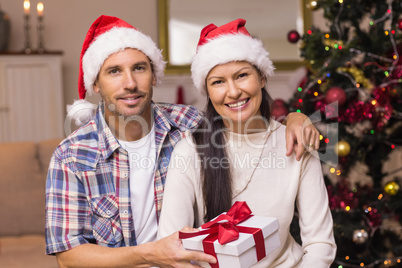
[67,15,166,126]
[191,18,275,94]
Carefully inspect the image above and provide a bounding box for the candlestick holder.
[23,14,31,54]
[37,15,45,53]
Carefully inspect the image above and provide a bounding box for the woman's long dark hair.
[192,85,273,222]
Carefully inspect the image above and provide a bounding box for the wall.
[0,0,158,114]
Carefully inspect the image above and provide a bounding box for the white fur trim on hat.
[82,27,166,95]
[191,34,275,94]
[66,99,97,126]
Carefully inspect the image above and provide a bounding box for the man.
[45,15,319,267]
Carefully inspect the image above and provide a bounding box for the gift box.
[179,201,280,268]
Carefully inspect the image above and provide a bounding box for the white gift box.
[182,215,280,268]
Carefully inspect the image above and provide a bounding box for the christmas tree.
[280,0,402,267]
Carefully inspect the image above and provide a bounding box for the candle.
[23,0,30,15]
[37,2,44,17]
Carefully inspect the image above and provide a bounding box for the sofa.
[0,139,62,268]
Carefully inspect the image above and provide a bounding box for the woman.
[158,19,336,267]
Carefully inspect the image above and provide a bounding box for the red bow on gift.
[179,201,266,268]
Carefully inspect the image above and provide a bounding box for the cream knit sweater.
[158,120,336,267]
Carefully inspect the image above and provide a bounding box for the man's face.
[93,48,156,123]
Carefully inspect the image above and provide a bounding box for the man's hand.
[283,112,320,161]
[55,227,216,268]
[145,227,216,268]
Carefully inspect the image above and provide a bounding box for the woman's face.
[206,61,266,133]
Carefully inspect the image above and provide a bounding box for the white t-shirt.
[118,125,157,245]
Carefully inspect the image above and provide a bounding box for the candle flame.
[37,2,44,14]
[24,0,30,11]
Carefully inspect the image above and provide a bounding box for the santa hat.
[191,18,275,94]
[67,15,166,126]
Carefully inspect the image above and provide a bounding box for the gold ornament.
[384,181,400,196]
[323,39,344,48]
[336,66,374,90]
[334,140,351,157]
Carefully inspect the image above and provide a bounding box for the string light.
[378,194,383,200]
[330,168,336,173]
[325,138,330,143]
[319,135,323,140]
[297,87,302,92]
[372,100,377,105]
[307,30,312,34]
[325,46,330,51]
[310,1,318,8]
[314,92,319,96]
[391,144,395,149]
[345,206,351,211]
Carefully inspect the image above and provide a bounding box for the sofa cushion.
[0,235,58,267]
[37,139,62,174]
[0,142,44,236]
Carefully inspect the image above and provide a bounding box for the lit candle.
[23,0,30,15]
[37,2,44,17]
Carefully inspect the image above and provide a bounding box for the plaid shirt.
[45,102,202,254]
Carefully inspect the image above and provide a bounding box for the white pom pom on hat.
[67,15,166,126]
[191,18,275,94]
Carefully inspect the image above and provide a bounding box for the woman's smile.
[225,98,250,109]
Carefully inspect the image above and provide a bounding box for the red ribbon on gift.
[179,201,266,268]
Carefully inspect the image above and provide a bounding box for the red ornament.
[398,18,402,30]
[325,87,347,106]
[287,30,300,43]
[273,98,286,107]
[271,99,289,121]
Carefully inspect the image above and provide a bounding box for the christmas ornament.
[271,99,289,121]
[323,39,344,49]
[337,67,374,90]
[325,87,347,105]
[287,30,300,43]
[384,181,400,196]
[334,140,351,157]
[398,18,402,30]
[353,229,369,244]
